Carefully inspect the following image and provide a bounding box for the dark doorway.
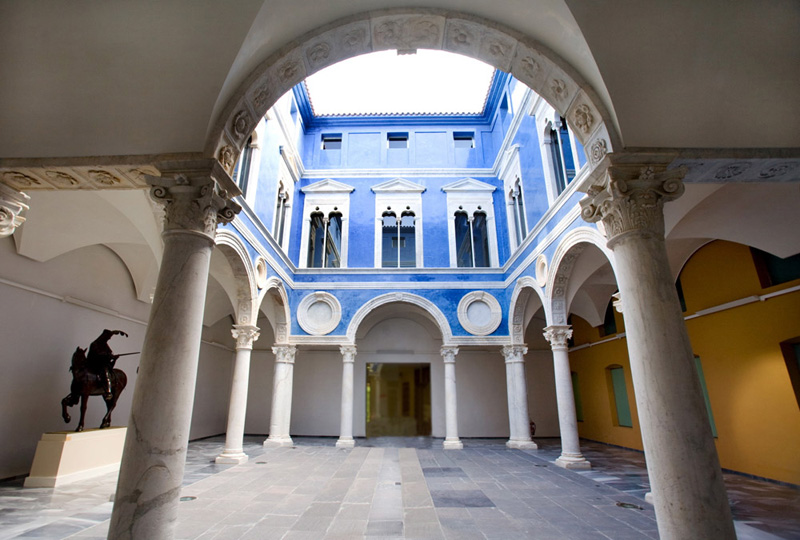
[366,363,431,437]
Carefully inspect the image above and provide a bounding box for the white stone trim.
[372,178,425,268]
[457,291,502,336]
[346,292,453,345]
[535,254,548,287]
[442,178,499,268]
[297,291,342,335]
[299,179,354,268]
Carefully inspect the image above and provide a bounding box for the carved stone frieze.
[2,166,151,191]
[89,169,122,187]
[590,138,609,165]
[511,43,550,90]
[372,15,444,52]
[543,325,572,350]
[231,325,260,350]
[0,183,30,238]
[580,161,687,247]
[45,170,81,188]
[2,171,43,189]
[670,158,800,183]
[230,108,255,145]
[571,104,594,136]
[218,145,237,175]
[759,162,799,179]
[549,245,584,325]
[714,162,751,180]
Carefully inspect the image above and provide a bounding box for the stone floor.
[0,437,798,539]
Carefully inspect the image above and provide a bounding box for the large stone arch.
[213,229,258,325]
[545,226,614,326]
[346,292,453,345]
[508,276,546,345]
[206,9,618,173]
[257,276,291,344]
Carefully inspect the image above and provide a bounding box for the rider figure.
[86,329,128,399]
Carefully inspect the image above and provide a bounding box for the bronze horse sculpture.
[61,330,129,432]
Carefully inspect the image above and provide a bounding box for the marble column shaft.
[264,345,296,447]
[580,157,734,539]
[109,164,239,540]
[441,346,463,450]
[336,346,357,448]
[216,325,260,464]
[502,345,537,449]
[543,326,589,469]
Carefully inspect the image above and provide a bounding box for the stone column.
[580,155,735,539]
[0,183,30,237]
[502,345,537,449]
[109,160,240,540]
[336,345,357,449]
[441,346,463,450]
[216,325,260,464]
[264,345,296,447]
[542,326,590,469]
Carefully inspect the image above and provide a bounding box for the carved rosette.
[579,163,687,247]
[148,172,239,240]
[272,345,297,364]
[440,346,459,363]
[501,345,528,364]
[543,325,573,350]
[0,183,31,238]
[231,325,260,350]
[340,345,357,364]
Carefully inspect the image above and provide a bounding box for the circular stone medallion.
[457,291,502,336]
[535,254,548,287]
[297,292,341,335]
[255,257,268,289]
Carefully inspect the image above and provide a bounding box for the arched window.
[307,210,342,268]
[273,182,289,247]
[509,177,527,246]
[547,117,576,195]
[454,210,490,268]
[381,210,416,268]
[233,135,254,196]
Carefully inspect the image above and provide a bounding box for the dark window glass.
[751,247,800,287]
[307,212,325,267]
[455,211,472,268]
[322,134,342,150]
[387,133,408,149]
[472,212,490,267]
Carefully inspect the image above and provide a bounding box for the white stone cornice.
[300,178,354,193]
[543,325,572,350]
[231,325,260,350]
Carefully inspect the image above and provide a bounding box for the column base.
[555,455,591,470]
[335,437,355,449]
[215,451,248,465]
[263,436,293,448]
[506,438,538,450]
[443,438,463,450]
[644,492,654,505]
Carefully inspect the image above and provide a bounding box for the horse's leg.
[76,394,88,432]
[101,394,114,429]
[61,394,73,423]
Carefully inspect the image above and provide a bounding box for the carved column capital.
[543,325,573,351]
[0,183,30,238]
[501,345,528,363]
[147,160,241,240]
[440,346,459,364]
[580,156,687,247]
[231,325,260,350]
[272,345,297,364]
[340,345,357,363]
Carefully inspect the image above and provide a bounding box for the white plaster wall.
[291,350,341,436]
[189,319,236,441]
[525,349,560,437]
[455,351,509,438]
[244,348,275,435]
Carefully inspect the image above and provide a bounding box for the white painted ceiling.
[1,0,797,160]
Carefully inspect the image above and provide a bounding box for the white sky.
[304,50,496,116]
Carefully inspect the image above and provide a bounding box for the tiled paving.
[0,437,797,539]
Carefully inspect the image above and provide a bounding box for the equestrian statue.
[61,329,132,432]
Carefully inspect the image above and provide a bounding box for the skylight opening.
[304,50,496,117]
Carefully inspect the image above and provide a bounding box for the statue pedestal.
[24,427,127,488]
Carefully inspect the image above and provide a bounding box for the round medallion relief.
[255,257,268,289]
[457,291,502,336]
[535,254,548,288]
[297,292,341,335]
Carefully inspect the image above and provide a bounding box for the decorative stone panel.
[458,291,502,336]
[0,165,157,191]
[297,292,342,336]
[371,14,445,52]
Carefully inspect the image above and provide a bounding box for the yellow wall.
[569,240,800,484]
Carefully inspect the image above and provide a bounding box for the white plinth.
[24,427,127,488]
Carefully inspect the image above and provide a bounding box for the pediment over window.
[371,178,426,194]
[441,178,496,193]
[301,178,354,194]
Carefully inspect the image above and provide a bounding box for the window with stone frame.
[509,177,527,247]
[546,117,576,195]
[273,181,290,247]
[371,178,425,269]
[442,178,499,268]
[299,179,353,269]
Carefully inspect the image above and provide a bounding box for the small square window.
[322,134,342,150]
[388,132,408,149]
[453,132,475,149]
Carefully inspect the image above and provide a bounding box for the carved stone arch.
[206,9,619,170]
[257,276,291,344]
[214,229,258,325]
[345,292,453,346]
[545,226,614,325]
[508,276,546,345]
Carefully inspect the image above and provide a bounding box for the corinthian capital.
[0,183,30,238]
[440,346,459,363]
[543,325,573,350]
[272,345,297,364]
[231,325,260,350]
[340,345,357,363]
[501,345,528,363]
[580,156,687,247]
[147,159,241,239]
